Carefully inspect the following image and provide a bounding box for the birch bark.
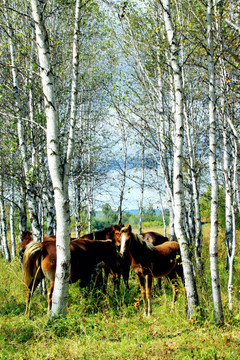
[118,120,127,225]
[138,137,145,234]
[0,175,10,262]
[207,0,224,324]
[159,0,199,318]
[30,0,81,317]
[10,181,16,258]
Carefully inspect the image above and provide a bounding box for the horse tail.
[22,242,42,290]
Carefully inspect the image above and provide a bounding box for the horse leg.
[145,275,153,316]
[47,281,54,312]
[137,274,147,316]
[123,262,130,289]
[157,278,162,291]
[168,270,181,310]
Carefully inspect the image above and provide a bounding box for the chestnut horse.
[22,238,118,312]
[141,231,168,245]
[115,230,174,290]
[19,230,56,265]
[119,225,183,316]
[19,230,34,265]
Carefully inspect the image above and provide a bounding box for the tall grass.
[1,225,240,359]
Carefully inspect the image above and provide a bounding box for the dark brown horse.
[80,224,122,243]
[119,225,183,316]
[80,224,126,289]
[22,238,118,312]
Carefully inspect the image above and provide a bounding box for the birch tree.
[206,0,224,324]
[159,0,199,319]
[138,136,145,234]
[30,0,81,317]
[0,175,11,262]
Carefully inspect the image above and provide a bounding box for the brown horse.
[114,230,172,290]
[22,238,118,312]
[19,230,56,265]
[141,231,168,245]
[19,230,34,265]
[119,224,183,316]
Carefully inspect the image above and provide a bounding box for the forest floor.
[1,224,240,359]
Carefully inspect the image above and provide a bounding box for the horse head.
[119,224,132,257]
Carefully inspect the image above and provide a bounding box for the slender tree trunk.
[118,120,127,225]
[0,176,10,262]
[87,114,93,233]
[223,125,233,270]
[18,184,27,244]
[184,105,203,270]
[160,0,199,319]
[10,181,16,258]
[228,205,236,311]
[75,183,81,238]
[228,137,238,310]
[207,0,224,324]
[138,138,145,234]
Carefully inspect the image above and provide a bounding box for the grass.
[1,224,240,359]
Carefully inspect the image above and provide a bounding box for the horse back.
[155,241,180,256]
[141,232,168,245]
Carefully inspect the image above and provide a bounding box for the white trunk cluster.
[4,0,41,242]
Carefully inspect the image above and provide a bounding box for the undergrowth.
[1,225,240,359]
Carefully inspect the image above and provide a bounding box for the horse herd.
[21,224,184,316]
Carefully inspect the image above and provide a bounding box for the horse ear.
[128,224,132,231]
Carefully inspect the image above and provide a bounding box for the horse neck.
[92,227,112,240]
[129,233,156,264]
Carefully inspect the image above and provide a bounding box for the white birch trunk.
[185,106,203,270]
[160,0,199,318]
[87,116,93,233]
[207,0,224,324]
[215,0,234,273]
[10,181,16,258]
[75,183,81,238]
[18,185,27,244]
[228,137,238,310]
[0,176,10,262]
[118,121,127,225]
[223,126,233,270]
[31,0,81,317]
[138,138,145,234]
[228,205,236,311]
